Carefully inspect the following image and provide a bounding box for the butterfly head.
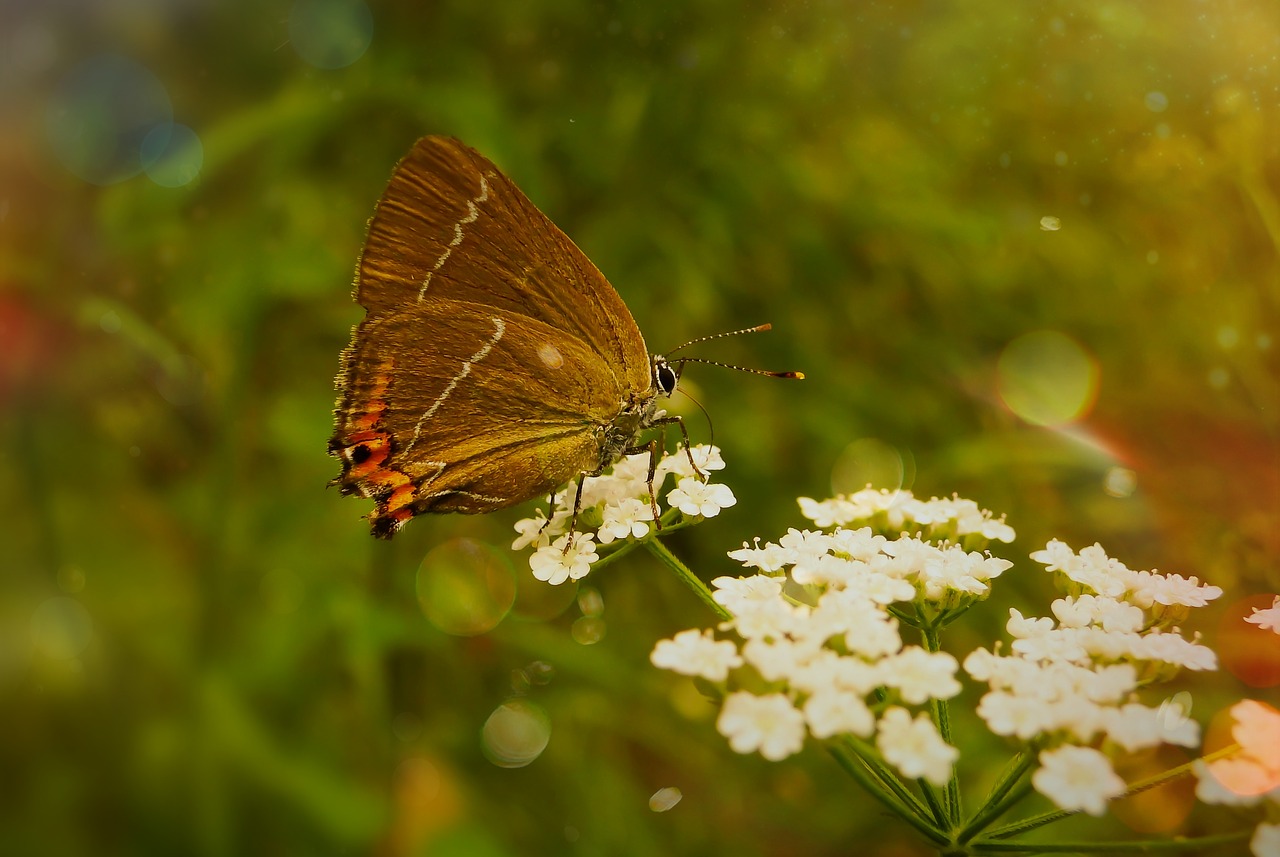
[652,355,679,398]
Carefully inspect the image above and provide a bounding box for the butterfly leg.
[639,437,662,525]
[647,415,707,481]
[536,491,558,536]
[562,475,590,552]
[614,437,669,532]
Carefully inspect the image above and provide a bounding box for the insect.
[329,136,799,538]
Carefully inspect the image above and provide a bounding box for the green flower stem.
[956,752,1035,843]
[931,697,960,825]
[838,735,934,822]
[967,780,1038,840]
[917,776,949,830]
[920,623,961,826]
[981,794,1078,841]
[1119,742,1242,799]
[828,742,949,848]
[933,602,972,630]
[889,605,922,628]
[644,537,732,621]
[968,830,1251,853]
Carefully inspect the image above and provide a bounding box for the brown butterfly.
[329,136,799,538]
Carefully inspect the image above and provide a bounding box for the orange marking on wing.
[384,482,417,513]
[347,434,391,480]
[347,360,395,433]
[338,359,402,479]
[366,466,410,492]
[338,359,423,519]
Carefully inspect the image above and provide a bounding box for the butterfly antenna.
[667,323,775,355]
[666,322,805,379]
[671,357,803,379]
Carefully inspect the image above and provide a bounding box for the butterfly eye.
[351,445,373,464]
[656,361,678,395]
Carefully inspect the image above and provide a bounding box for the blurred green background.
[3,1,1278,854]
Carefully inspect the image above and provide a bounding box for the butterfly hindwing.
[331,300,625,534]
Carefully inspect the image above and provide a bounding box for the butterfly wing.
[353,135,651,394]
[332,299,628,536]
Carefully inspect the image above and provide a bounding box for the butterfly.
[329,136,799,538]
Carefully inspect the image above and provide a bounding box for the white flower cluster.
[799,488,1016,546]
[1030,539,1224,622]
[727,523,1014,610]
[512,445,734,585]
[965,540,1224,816]
[649,493,1016,783]
[1195,699,1280,857]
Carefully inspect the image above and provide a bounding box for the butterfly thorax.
[593,354,676,470]
[594,391,658,468]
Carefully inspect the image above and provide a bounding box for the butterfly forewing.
[355,136,651,393]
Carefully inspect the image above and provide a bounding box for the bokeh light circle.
[290,0,374,69]
[481,699,551,768]
[1112,745,1194,833]
[1217,595,1280,688]
[416,538,515,636]
[57,565,86,593]
[30,596,93,660]
[46,54,173,185]
[996,330,1099,426]
[649,786,683,812]
[576,586,604,618]
[1201,701,1280,799]
[831,437,910,495]
[1144,90,1169,113]
[141,123,203,187]
[525,660,555,685]
[1102,466,1137,498]
[570,616,606,645]
[510,660,557,695]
